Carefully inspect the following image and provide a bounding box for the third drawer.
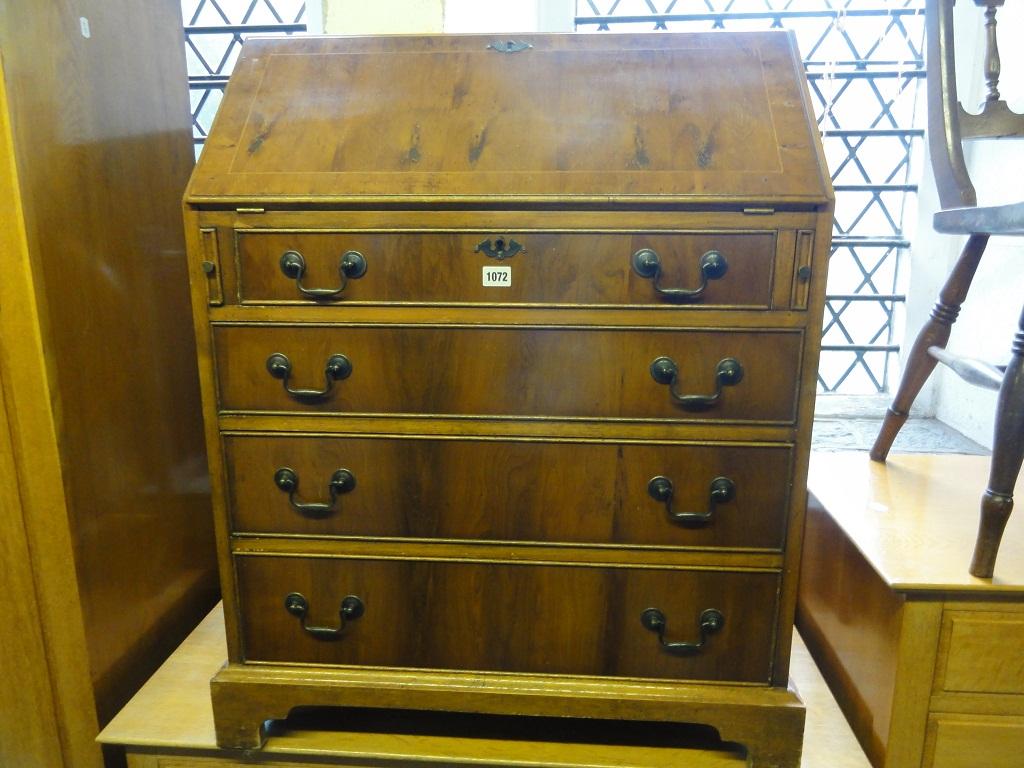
[225,434,793,550]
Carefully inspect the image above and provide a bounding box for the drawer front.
[235,231,778,308]
[926,715,1024,768]
[225,435,792,549]
[213,325,802,422]
[236,555,779,682]
[938,610,1024,696]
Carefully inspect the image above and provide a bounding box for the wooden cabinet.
[0,3,219,767]
[798,453,1024,768]
[185,32,833,767]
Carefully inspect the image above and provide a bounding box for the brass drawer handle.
[273,467,355,518]
[647,475,735,527]
[641,607,724,656]
[649,356,743,410]
[266,352,351,401]
[631,248,727,300]
[279,249,367,300]
[284,593,364,641]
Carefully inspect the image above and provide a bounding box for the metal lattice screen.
[182,0,307,159]
[577,1,926,394]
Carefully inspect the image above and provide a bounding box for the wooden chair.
[870,0,1024,578]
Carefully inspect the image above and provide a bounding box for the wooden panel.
[796,493,903,767]
[213,325,802,422]
[0,364,73,765]
[236,555,779,682]
[0,51,100,768]
[925,715,1024,768]
[235,230,778,308]
[939,611,1024,695]
[224,434,793,549]
[0,0,219,743]
[807,452,1024,592]
[186,33,830,204]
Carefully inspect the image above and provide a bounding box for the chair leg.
[871,234,989,462]
[970,305,1024,578]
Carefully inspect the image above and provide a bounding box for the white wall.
[906,2,1024,448]
[318,0,573,35]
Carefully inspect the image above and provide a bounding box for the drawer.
[235,555,779,682]
[225,435,793,549]
[925,715,1024,768]
[234,230,779,308]
[937,610,1024,696]
[213,325,802,422]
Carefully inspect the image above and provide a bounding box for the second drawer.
[213,325,803,422]
[224,434,793,550]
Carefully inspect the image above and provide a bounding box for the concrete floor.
[811,417,988,455]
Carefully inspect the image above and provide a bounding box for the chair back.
[927,0,1024,210]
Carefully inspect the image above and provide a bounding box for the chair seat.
[933,201,1024,236]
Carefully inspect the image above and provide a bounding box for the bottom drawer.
[236,555,779,683]
[926,714,1024,768]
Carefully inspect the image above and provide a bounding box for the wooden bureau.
[183,32,833,767]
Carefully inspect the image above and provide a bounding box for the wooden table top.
[808,451,1024,593]
[98,603,869,767]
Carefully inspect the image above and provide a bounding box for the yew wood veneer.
[183,32,833,767]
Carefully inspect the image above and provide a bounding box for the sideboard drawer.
[225,434,793,549]
[937,610,1024,696]
[213,325,802,422]
[235,230,779,308]
[925,714,1024,768]
[236,555,779,683]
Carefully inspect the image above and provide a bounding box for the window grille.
[181,1,307,159]
[577,1,927,394]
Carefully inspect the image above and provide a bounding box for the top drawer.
[233,230,779,308]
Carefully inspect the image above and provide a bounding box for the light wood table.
[799,451,1024,768]
[99,604,868,767]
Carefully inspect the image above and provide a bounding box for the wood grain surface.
[186,33,831,205]
[235,230,779,307]
[235,555,779,682]
[184,29,834,761]
[213,324,802,422]
[799,451,1024,768]
[807,452,1024,590]
[0,2,219,766]
[98,605,871,767]
[224,433,792,548]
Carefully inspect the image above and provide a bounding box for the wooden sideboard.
[798,452,1024,768]
[185,32,833,767]
[0,3,219,766]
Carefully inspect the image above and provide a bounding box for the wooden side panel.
[213,325,802,422]
[236,555,779,683]
[0,350,81,766]
[0,0,219,735]
[224,434,793,549]
[796,494,902,767]
[0,57,102,767]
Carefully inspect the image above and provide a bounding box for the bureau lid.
[186,32,832,208]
